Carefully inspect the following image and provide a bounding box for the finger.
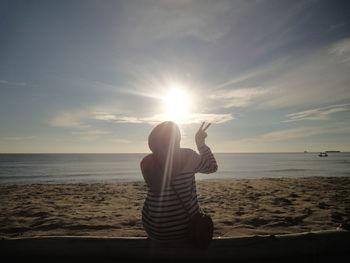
[198,122,205,131]
[203,123,211,131]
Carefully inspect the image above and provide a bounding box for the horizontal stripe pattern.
[195,146,218,174]
[142,145,217,241]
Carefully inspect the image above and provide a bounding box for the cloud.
[50,107,233,132]
[71,129,110,135]
[0,79,27,86]
[183,113,234,124]
[330,37,350,63]
[111,138,131,144]
[264,44,350,109]
[232,125,350,144]
[284,103,350,122]
[117,0,234,45]
[212,38,350,110]
[93,112,233,125]
[50,112,89,129]
[78,136,99,141]
[70,129,111,142]
[2,136,36,141]
[209,87,270,108]
[259,127,322,142]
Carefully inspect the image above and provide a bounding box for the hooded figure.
[142,121,183,193]
[140,121,218,242]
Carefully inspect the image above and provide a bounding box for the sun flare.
[163,87,191,123]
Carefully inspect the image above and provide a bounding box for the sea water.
[0,152,349,184]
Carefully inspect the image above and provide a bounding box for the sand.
[0,177,349,238]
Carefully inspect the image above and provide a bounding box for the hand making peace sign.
[195,122,211,148]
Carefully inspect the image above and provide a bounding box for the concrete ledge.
[1,229,349,262]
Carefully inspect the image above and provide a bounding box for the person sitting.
[140,121,218,242]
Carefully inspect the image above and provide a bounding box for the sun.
[163,87,191,123]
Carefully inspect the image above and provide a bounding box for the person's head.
[148,121,181,156]
[143,121,182,191]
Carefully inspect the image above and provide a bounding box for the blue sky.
[1,0,350,153]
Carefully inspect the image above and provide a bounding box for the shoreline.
[2,175,349,185]
[0,177,349,238]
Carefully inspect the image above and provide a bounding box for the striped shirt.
[141,145,218,241]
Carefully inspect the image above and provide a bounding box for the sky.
[0,0,350,153]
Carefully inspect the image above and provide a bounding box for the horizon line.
[0,151,347,154]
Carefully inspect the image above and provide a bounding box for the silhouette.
[140,121,218,242]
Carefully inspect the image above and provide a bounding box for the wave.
[267,169,308,173]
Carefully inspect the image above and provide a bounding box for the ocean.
[0,152,349,184]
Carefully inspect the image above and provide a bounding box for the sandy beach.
[1,177,349,238]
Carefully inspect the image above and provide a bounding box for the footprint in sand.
[318,202,329,209]
[235,211,245,216]
[331,212,344,222]
[273,197,292,206]
[220,220,235,226]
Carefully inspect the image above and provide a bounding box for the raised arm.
[194,144,218,174]
[192,122,218,174]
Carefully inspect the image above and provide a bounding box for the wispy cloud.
[0,79,27,86]
[232,125,350,144]
[50,112,89,129]
[330,37,350,64]
[2,136,36,141]
[78,136,100,141]
[117,0,234,45]
[209,87,270,108]
[93,112,233,125]
[71,129,110,135]
[71,129,111,141]
[212,38,350,110]
[111,138,131,144]
[259,127,322,142]
[284,103,350,122]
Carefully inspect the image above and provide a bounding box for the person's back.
[141,121,218,241]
